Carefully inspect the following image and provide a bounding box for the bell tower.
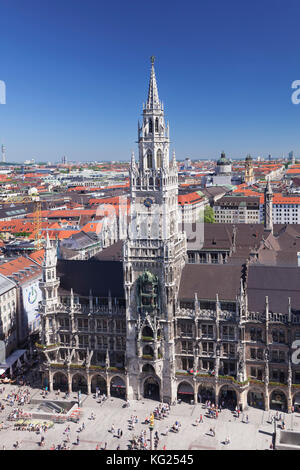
[124,58,186,403]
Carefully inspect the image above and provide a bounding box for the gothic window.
[155,118,159,132]
[149,119,153,133]
[142,326,154,339]
[147,150,153,169]
[156,149,163,168]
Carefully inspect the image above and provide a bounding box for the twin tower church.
[38,59,299,413]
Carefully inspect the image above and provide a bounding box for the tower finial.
[147,56,160,109]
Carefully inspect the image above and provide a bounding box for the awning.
[0,349,27,371]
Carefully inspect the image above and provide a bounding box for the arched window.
[157,149,163,168]
[149,119,153,134]
[147,150,153,169]
[155,118,159,132]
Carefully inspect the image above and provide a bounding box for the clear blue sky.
[1,0,300,162]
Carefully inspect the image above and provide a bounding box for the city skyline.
[1,0,300,162]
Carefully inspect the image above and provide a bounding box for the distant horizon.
[0,155,295,167]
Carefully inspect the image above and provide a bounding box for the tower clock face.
[143,197,153,208]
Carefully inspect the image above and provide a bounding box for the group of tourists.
[152,403,170,420]
[1,386,31,408]
[269,411,285,429]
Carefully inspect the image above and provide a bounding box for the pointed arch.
[157,149,163,168]
[149,119,153,134]
[155,117,159,132]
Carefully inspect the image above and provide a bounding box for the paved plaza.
[0,381,300,450]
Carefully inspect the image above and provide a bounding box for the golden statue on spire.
[150,55,155,65]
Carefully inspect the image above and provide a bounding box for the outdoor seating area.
[12,419,54,432]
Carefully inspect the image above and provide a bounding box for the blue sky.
[1,0,300,162]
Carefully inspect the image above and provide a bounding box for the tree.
[204,205,215,223]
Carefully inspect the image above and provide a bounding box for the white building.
[0,274,18,357]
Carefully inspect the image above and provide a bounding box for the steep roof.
[247,265,300,314]
[57,258,125,298]
[179,264,242,301]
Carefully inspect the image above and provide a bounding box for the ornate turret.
[245,154,254,184]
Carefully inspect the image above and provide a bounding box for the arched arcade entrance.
[198,384,215,404]
[72,374,87,393]
[53,372,68,392]
[144,377,160,400]
[177,381,194,403]
[218,385,237,409]
[110,376,126,399]
[91,375,107,394]
[247,389,264,409]
[270,390,287,412]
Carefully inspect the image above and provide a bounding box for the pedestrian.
[76,435,80,446]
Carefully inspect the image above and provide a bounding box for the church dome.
[245,154,253,162]
[217,152,230,165]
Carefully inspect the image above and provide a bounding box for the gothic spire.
[147,56,160,109]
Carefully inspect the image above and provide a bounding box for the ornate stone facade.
[37,59,300,412]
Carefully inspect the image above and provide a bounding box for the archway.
[142,326,154,340]
[91,375,107,394]
[177,381,194,403]
[72,374,87,393]
[144,376,160,400]
[110,376,126,399]
[198,384,215,404]
[53,372,68,392]
[247,389,264,409]
[270,390,287,412]
[218,385,237,409]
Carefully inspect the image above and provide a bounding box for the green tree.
[204,205,215,223]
